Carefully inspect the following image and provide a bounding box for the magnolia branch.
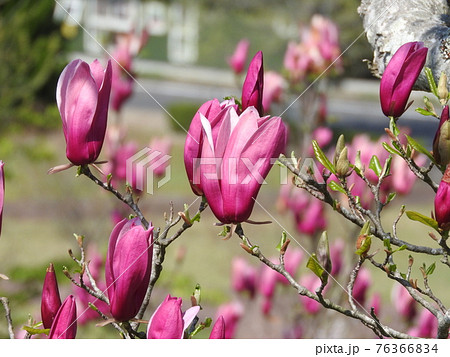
[80,165,150,229]
[132,199,208,329]
[279,157,444,256]
[234,226,413,339]
[0,297,14,339]
[367,256,450,339]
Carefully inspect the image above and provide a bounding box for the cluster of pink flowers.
[229,249,305,318]
[284,15,342,83]
[110,28,149,113]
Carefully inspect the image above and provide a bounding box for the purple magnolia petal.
[182,305,200,335]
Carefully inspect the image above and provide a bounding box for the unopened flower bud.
[105,218,153,322]
[438,72,448,105]
[433,105,450,167]
[333,134,345,166]
[380,42,428,118]
[434,164,450,230]
[316,231,332,283]
[209,316,226,339]
[41,263,62,329]
[336,146,351,177]
[48,295,77,339]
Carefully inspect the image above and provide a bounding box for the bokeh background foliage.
[0,0,65,132]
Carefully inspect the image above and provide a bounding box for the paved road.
[126,77,439,145]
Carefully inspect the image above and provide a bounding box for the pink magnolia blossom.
[227,39,250,75]
[433,105,450,167]
[312,126,333,151]
[278,248,303,285]
[184,99,237,196]
[369,293,381,316]
[330,239,345,276]
[199,106,287,224]
[283,41,312,82]
[262,71,285,113]
[215,301,244,339]
[284,15,341,82]
[294,195,327,236]
[57,59,112,165]
[147,294,200,339]
[109,29,149,112]
[434,164,450,230]
[148,137,172,177]
[258,262,279,300]
[241,51,264,115]
[231,257,258,298]
[41,263,62,329]
[48,295,77,339]
[352,267,371,307]
[299,273,322,314]
[110,41,133,112]
[380,42,428,118]
[311,15,342,69]
[111,72,133,112]
[105,218,153,322]
[107,141,139,186]
[387,153,426,195]
[407,308,438,338]
[391,284,417,320]
[209,316,226,339]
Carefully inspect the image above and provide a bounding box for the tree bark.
[358,0,450,91]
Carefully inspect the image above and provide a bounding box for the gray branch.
[0,297,14,339]
[358,0,450,90]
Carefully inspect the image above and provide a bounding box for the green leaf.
[415,107,436,117]
[426,262,436,276]
[328,180,347,194]
[359,221,371,236]
[424,67,439,98]
[369,155,382,177]
[312,140,336,174]
[355,235,372,256]
[383,238,392,251]
[392,244,407,254]
[22,326,50,336]
[381,156,392,177]
[276,231,288,251]
[382,142,402,156]
[218,226,231,237]
[386,192,396,204]
[405,135,435,163]
[405,211,439,232]
[306,253,325,279]
[388,263,397,273]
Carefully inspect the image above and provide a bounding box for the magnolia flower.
[380,42,428,118]
[105,218,153,322]
[56,59,112,165]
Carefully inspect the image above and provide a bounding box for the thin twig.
[80,165,149,229]
[235,226,413,339]
[347,258,363,311]
[0,297,14,339]
[131,199,208,330]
